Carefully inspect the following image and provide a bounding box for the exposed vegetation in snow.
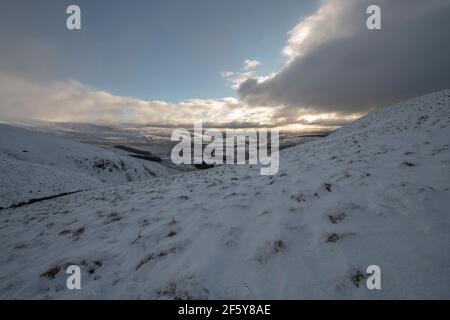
[0,90,449,299]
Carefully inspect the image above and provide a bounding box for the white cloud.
[0,73,350,130]
[222,71,256,90]
[220,59,265,90]
[242,59,261,70]
[220,71,234,77]
[282,0,357,62]
[0,73,276,128]
[220,59,263,90]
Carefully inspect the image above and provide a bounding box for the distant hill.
[0,124,175,208]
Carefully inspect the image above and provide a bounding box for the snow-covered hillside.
[0,90,449,299]
[0,124,175,208]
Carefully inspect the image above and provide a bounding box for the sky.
[0,0,449,130]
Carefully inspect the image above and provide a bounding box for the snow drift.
[0,90,449,299]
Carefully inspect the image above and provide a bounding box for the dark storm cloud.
[238,0,450,116]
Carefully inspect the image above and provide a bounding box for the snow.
[0,90,450,299]
[0,124,175,208]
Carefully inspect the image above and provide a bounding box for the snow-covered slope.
[0,90,449,299]
[0,124,175,208]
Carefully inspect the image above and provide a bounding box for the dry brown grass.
[167,230,177,237]
[73,227,85,239]
[40,265,61,279]
[328,212,346,224]
[135,254,154,270]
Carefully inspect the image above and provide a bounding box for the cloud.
[0,73,278,128]
[220,71,234,78]
[242,59,261,70]
[9,1,446,130]
[0,73,347,130]
[221,59,263,90]
[238,0,450,116]
[221,71,257,90]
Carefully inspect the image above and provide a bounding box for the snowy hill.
[0,124,175,208]
[0,90,449,299]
